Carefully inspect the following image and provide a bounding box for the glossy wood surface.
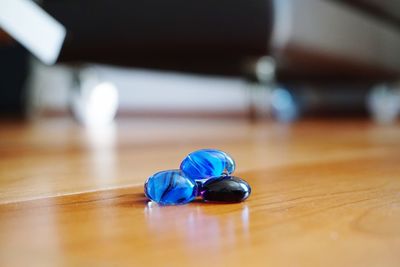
[1,118,400,266]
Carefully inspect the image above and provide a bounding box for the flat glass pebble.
[200,176,251,203]
[144,170,197,205]
[180,149,235,181]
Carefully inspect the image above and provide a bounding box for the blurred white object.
[93,65,248,114]
[248,82,272,118]
[368,84,400,124]
[28,61,72,115]
[248,56,275,118]
[0,0,66,65]
[255,56,276,83]
[71,69,119,127]
[29,63,249,115]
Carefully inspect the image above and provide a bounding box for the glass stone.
[144,170,197,205]
[200,176,251,203]
[180,149,236,181]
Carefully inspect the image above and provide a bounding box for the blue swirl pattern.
[180,149,236,180]
[144,170,197,205]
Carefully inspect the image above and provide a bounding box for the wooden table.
[1,118,400,266]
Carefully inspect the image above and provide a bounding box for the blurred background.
[1,0,400,124]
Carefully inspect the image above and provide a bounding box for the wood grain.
[1,118,400,266]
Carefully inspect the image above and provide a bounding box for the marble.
[180,149,235,181]
[200,176,251,203]
[144,170,197,205]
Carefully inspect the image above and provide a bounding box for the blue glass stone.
[200,176,251,203]
[144,170,197,205]
[180,149,235,181]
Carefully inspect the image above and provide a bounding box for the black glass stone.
[200,176,251,203]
